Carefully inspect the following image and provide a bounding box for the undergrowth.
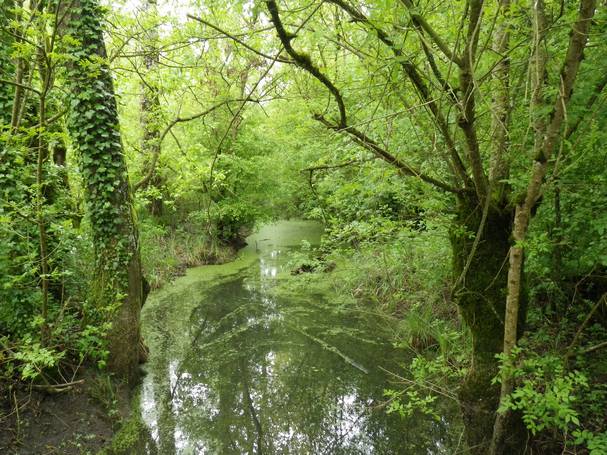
[139,219,237,290]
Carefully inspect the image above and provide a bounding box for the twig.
[0,78,41,95]
[581,340,607,355]
[30,379,85,393]
[187,14,293,64]
[564,292,606,363]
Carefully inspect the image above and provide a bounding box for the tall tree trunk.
[452,194,525,454]
[139,0,164,216]
[62,0,144,383]
[0,0,16,127]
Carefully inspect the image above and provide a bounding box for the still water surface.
[139,221,460,454]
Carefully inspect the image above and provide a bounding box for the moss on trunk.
[451,194,525,453]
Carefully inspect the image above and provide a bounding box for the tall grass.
[330,227,461,355]
[139,221,235,290]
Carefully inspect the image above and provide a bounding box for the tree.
[136,0,165,216]
[62,0,144,383]
[490,1,597,452]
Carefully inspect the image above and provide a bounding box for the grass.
[140,221,237,290]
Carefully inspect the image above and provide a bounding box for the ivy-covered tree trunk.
[63,0,143,383]
[452,195,525,454]
[0,0,15,128]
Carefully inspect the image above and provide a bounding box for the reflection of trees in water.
[155,345,177,454]
[146,266,460,454]
[142,319,177,454]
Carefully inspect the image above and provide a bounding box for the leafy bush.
[495,348,607,453]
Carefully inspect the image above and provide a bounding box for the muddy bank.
[0,372,130,455]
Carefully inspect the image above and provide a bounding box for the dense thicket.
[1,0,606,454]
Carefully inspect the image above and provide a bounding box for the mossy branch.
[315,114,462,194]
[325,0,472,191]
[265,0,347,128]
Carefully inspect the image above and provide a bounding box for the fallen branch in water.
[287,323,369,374]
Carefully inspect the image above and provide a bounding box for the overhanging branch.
[399,0,462,66]
[324,0,472,190]
[187,14,293,64]
[265,0,347,128]
[314,114,462,194]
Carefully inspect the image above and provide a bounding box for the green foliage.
[5,336,64,381]
[497,356,586,434]
[62,0,137,297]
[1,0,607,452]
[573,430,607,455]
[77,323,110,368]
[139,218,235,289]
[383,354,466,424]
[495,348,607,453]
[286,239,329,274]
[329,226,451,317]
[0,0,143,391]
[384,388,438,420]
[409,354,467,383]
[0,236,40,334]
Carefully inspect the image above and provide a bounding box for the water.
[139,221,460,454]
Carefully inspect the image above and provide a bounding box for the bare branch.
[265,0,347,128]
[565,293,607,362]
[302,157,376,173]
[0,78,41,96]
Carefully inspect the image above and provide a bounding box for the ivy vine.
[62,0,137,300]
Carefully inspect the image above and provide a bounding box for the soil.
[0,371,130,455]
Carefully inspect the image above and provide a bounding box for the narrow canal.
[139,220,460,454]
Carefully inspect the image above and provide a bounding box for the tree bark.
[489,0,511,204]
[451,194,523,454]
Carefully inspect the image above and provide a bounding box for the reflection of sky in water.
[259,250,282,278]
[140,223,458,454]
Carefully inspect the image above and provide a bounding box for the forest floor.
[0,370,131,455]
